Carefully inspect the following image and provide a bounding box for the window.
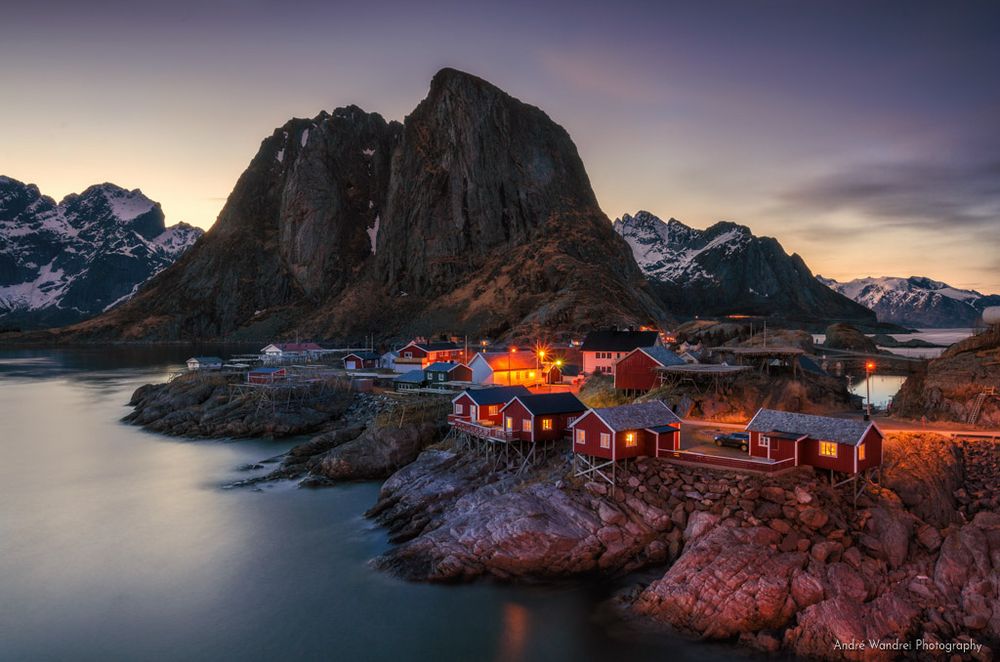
[819,441,838,458]
[506,416,514,431]
[576,429,586,445]
[858,443,866,461]
[404,352,412,358]
[542,418,553,430]
[760,436,770,448]
[600,432,611,449]
[489,405,499,416]
[529,371,535,379]
[455,404,464,415]
[522,419,531,432]
[625,431,637,448]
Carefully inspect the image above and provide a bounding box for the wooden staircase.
[968,387,997,424]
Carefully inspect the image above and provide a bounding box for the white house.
[259,342,324,363]
[580,330,660,376]
[186,356,223,371]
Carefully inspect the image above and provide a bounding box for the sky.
[2,0,998,293]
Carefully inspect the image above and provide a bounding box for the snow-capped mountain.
[0,176,203,328]
[613,211,875,323]
[818,275,1000,328]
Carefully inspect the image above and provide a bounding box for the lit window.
[455,404,464,414]
[576,429,586,445]
[489,405,498,416]
[625,432,637,448]
[506,417,514,431]
[522,419,531,432]
[542,418,553,430]
[600,432,611,449]
[858,443,866,461]
[819,441,838,457]
[529,371,535,379]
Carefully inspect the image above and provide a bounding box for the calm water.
[0,347,743,662]
[850,374,908,409]
[812,327,974,359]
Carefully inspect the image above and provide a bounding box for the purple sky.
[2,0,998,293]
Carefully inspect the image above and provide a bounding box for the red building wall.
[448,365,473,382]
[500,400,586,442]
[798,438,857,473]
[614,350,660,391]
[856,426,883,472]
[452,393,476,420]
[749,431,797,462]
[570,412,657,460]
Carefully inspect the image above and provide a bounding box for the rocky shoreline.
[123,376,999,658]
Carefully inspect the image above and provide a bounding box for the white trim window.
[506,416,514,431]
[819,441,838,458]
[522,419,531,432]
[575,429,586,445]
[455,404,464,415]
[760,436,770,448]
[600,432,611,449]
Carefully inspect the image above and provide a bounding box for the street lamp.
[508,346,516,385]
[865,360,876,420]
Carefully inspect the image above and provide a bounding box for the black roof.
[506,392,586,415]
[557,364,581,376]
[581,330,659,352]
[346,351,380,360]
[412,341,461,351]
[460,385,531,406]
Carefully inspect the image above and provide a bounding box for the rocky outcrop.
[123,372,352,437]
[894,329,1000,427]
[614,211,876,323]
[54,69,666,342]
[823,322,880,353]
[304,421,445,483]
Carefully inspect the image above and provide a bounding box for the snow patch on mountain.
[0,176,203,327]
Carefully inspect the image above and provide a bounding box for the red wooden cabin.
[614,346,685,391]
[396,341,466,368]
[745,409,883,475]
[450,386,531,427]
[248,367,286,384]
[343,351,379,370]
[498,393,587,442]
[570,400,682,461]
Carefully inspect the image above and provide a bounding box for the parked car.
[714,431,749,451]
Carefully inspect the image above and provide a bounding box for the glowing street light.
[865,360,876,420]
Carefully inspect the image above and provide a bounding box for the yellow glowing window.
[819,441,838,457]
[600,432,611,449]
[576,429,586,444]
[625,432,637,448]
[506,416,514,430]
[542,418,553,430]
[489,405,499,416]
[522,419,531,432]
[858,443,866,461]
[529,371,535,379]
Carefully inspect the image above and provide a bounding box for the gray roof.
[394,369,426,384]
[590,400,681,432]
[462,385,531,406]
[425,361,464,372]
[745,408,875,446]
[641,346,685,367]
[508,393,586,416]
[346,351,380,360]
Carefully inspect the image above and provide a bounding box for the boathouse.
[613,346,685,391]
[745,409,882,476]
[186,356,223,371]
[580,330,659,376]
[498,393,587,442]
[343,351,380,371]
[450,385,531,426]
[424,362,473,384]
[570,400,681,484]
[248,367,286,384]
[393,369,427,391]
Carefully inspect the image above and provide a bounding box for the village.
[176,323,911,497]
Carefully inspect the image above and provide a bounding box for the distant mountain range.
[0,177,202,328]
[818,275,1000,328]
[613,211,874,323]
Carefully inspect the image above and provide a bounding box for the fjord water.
[0,347,739,662]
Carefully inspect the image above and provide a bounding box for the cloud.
[781,156,1000,233]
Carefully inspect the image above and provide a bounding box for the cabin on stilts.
[496,393,587,473]
[569,400,681,485]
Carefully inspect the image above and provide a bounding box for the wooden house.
[260,342,324,363]
[450,385,531,426]
[343,351,379,370]
[395,341,466,368]
[186,356,223,371]
[571,400,682,461]
[613,346,685,391]
[498,393,587,442]
[580,330,659,376]
[248,367,286,384]
[468,351,544,386]
[745,409,882,476]
[424,362,473,385]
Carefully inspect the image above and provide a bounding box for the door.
[346,360,357,370]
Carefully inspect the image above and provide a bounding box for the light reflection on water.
[0,347,746,661]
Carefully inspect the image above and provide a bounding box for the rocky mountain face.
[819,275,1000,328]
[64,69,665,341]
[0,177,201,328]
[614,211,875,324]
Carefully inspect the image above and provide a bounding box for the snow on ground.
[367,215,380,255]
